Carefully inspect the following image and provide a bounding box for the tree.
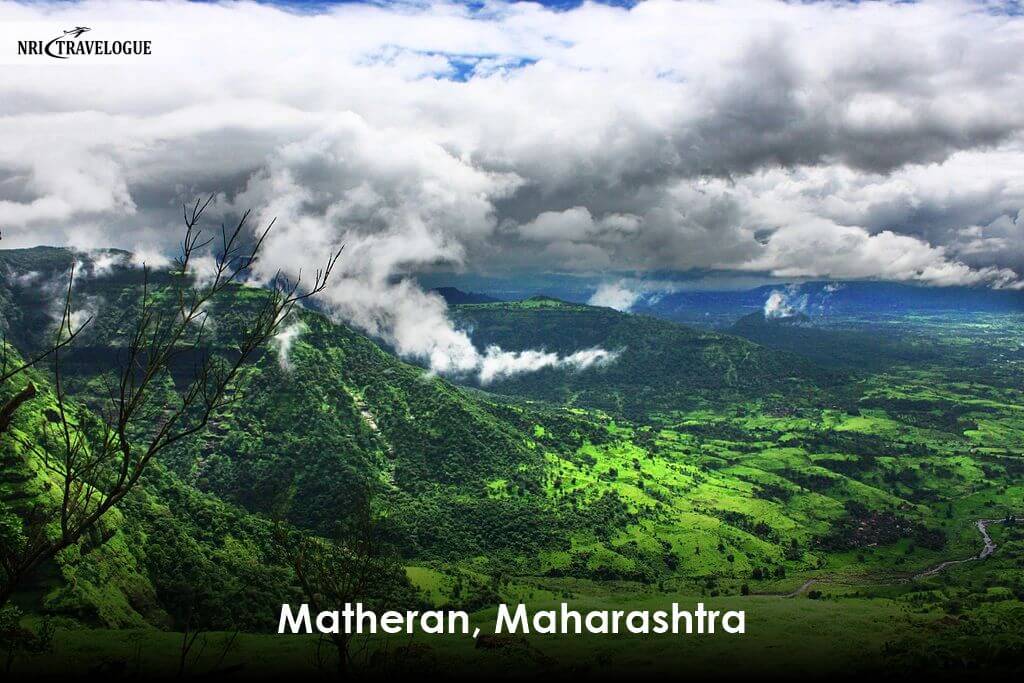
[0,605,53,674]
[275,490,408,677]
[0,195,341,608]
[0,262,89,438]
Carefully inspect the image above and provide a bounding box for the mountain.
[0,247,553,548]
[786,280,1024,315]
[430,286,500,305]
[1,249,693,613]
[451,296,846,419]
[0,249,534,623]
[635,280,1024,325]
[422,278,1024,332]
[0,249,849,627]
[6,248,1024,676]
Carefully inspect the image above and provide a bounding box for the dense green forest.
[450,297,846,418]
[2,247,1024,676]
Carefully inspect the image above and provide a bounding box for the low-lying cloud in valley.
[588,278,681,312]
[479,346,620,384]
[3,0,1024,377]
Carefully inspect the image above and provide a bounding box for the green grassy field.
[19,589,911,677]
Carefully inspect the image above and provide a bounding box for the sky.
[2,0,1023,375]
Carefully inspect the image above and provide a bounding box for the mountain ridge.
[450,298,847,419]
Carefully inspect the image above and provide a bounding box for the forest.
[1,245,1024,676]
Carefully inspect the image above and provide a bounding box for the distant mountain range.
[450,296,842,418]
[726,310,941,370]
[432,280,1024,328]
[632,281,1024,322]
[429,286,500,305]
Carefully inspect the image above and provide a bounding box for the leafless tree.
[0,195,341,608]
[276,492,401,677]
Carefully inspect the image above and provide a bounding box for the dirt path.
[784,579,818,598]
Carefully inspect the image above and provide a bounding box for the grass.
[5,277,1024,676]
[14,590,911,677]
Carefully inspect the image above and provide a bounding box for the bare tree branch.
[1,260,90,399]
[0,196,342,608]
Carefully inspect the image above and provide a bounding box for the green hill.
[451,296,846,419]
[0,251,860,611]
[0,247,555,559]
[5,249,1024,675]
[0,353,302,630]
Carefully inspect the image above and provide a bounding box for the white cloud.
[273,320,307,372]
[742,219,1021,287]
[2,0,1024,375]
[764,286,806,320]
[67,295,100,333]
[128,246,172,270]
[478,345,619,384]
[589,281,643,312]
[588,277,683,312]
[9,269,41,287]
[73,250,127,279]
[562,347,620,371]
[519,207,641,243]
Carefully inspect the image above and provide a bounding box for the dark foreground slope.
[451,296,846,418]
[0,352,304,629]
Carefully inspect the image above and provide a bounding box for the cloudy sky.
[2,0,1023,374]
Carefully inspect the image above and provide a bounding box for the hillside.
[0,248,556,556]
[4,248,1024,675]
[451,296,846,419]
[0,250,916,598]
[0,352,305,630]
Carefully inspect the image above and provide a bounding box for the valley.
[2,248,1024,675]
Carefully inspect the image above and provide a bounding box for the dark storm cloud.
[2,0,1023,374]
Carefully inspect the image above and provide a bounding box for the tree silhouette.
[0,195,341,607]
